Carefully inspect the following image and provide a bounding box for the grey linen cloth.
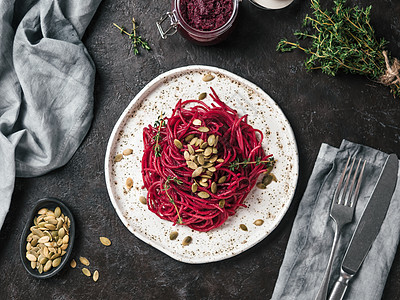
[271,140,400,300]
[0,0,101,230]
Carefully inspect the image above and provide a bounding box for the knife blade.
[328,153,398,300]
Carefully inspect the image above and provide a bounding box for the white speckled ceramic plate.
[105,65,298,264]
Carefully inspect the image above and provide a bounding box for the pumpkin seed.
[82,267,91,277]
[44,224,56,231]
[212,147,218,154]
[114,153,123,162]
[204,147,213,156]
[44,260,52,272]
[202,74,215,82]
[169,231,179,240]
[123,148,133,156]
[265,166,274,175]
[195,148,204,153]
[173,139,183,149]
[256,182,266,189]
[54,207,61,218]
[195,138,203,147]
[189,137,198,145]
[208,167,217,172]
[182,236,192,246]
[197,155,205,165]
[38,208,48,215]
[199,181,208,187]
[187,161,198,170]
[240,224,248,231]
[219,199,225,208]
[38,264,43,274]
[188,144,195,155]
[200,142,208,149]
[216,158,224,163]
[198,92,207,100]
[93,270,99,282]
[262,175,273,186]
[209,155,218,163]
[30,261,36,269]
[198,127,209,133]
[26,253,37,262]
[126,177,133,189]
[198,191,210,199]
[62,235,69,244]
[100,237,112,246]
[192,167,203,178]
[184,151,190,161]
[139,196,147,204]
[211,182,217,194]
[254,219,264,226]
[200,174,212,179]
[193,119,202,126]
[80,256,90,266]
[70,259,77,268]
[38,236,50,244]
[207,135,216,146]
[185,134,195,142]
[52,257,62,268]
[191,182,198,193]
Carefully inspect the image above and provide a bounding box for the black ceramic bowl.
[20,197,75,279]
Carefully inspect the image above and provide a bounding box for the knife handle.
[328,270,353,300]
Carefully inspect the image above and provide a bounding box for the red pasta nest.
[141,88,273,232]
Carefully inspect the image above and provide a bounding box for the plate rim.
[104,65,299,264]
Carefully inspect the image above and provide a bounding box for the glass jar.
[157,0,240,46]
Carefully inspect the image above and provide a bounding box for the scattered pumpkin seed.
[189,137,198,146]
[198,191,210,199]
[209,155,218,163]
[198,155,205,165]
[212,147,218,154]
[211,182,217,194]
[207,135,216,146]
[70,259,77,268]
[256,182,266,189]
[200,142,208,149]
[37,208,48,215]
[262,175,273,186]
[193,119,202,126]
[43,260,52,272]
[82,267,91,277]
[185,134,195,142]
[114,153,123,162]
[139,196,147,205]
[240,224,248,231]
[93,270,99,282]
[26,253,37,262]
[219,199,225,208]
[100,237,112,246]
[218,175,227,183]
[169,231,179,240]
[123,148,133,156]
[216,158,224,163]
[254,219,264,226]
[79,256,90,266]
[173,139,183,149]
[126,177,133,190]
[195,138,203,147]
[182,236,192,246]
[198,92,207,100]
[191,182,198,193]
[202,74,215,82]
[198,127,210,133]
[208,167,217,172]
[52,257,62,268]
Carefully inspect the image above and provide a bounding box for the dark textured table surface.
[1,0,400,299]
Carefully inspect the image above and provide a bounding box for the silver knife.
[328,153,398,300]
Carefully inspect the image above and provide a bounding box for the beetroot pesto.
[179,0,234,31]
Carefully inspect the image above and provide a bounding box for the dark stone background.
[1,0,400,299]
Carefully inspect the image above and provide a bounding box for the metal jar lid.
[249,0,294,10]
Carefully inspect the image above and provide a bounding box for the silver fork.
[315,156,366,300]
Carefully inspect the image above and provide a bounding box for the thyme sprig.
[113,17,151,56]
[152,113,166,157]
[277,0,400,97]
[163,176,183,224]
[229,157,275,171]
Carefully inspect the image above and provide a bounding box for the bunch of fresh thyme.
[277,0,400,97]
[113,17,151,55]
[229,156,275,171]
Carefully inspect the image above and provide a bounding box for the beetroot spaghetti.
[141,88,274,232]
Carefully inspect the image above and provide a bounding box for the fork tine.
[350,160,366,207]
[334,156,351,204]
[344,158,361,206]
[339,158,355,205]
